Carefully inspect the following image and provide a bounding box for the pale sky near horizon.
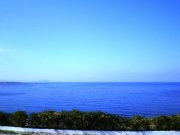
[0,0,180,82]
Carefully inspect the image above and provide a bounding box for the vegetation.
[0,110,179,130]
[10,111,27,127]
[0,112,11,126]
[0,130,17,134]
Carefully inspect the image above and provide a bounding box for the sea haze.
[0,82,180,117]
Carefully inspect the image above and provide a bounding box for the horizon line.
[0,81,180,83]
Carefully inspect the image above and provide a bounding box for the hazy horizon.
[0,81,180,83]
[0,0,180,82]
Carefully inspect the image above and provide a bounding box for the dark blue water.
[0,82,180,117]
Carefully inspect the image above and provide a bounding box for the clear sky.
[0,0,180,82]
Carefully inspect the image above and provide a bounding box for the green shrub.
[11,111,27,127]
[29,110,61,128]
[169,115,180,130]
[0,110,179,130]
[130,115,150,130]
[0,112,11,126]
[151,115,171,130]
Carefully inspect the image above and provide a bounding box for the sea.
[0,82,180,117]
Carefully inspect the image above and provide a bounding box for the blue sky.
[0,0,180,82]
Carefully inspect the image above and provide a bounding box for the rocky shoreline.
[0,126,180,135]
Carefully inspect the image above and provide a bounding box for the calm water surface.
[0,82,180,117]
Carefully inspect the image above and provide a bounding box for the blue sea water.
[0,82,180,117]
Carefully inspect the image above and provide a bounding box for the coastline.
[0,126,180,135]
[0,110,180,131]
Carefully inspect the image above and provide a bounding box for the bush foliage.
[0,110,179,130]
